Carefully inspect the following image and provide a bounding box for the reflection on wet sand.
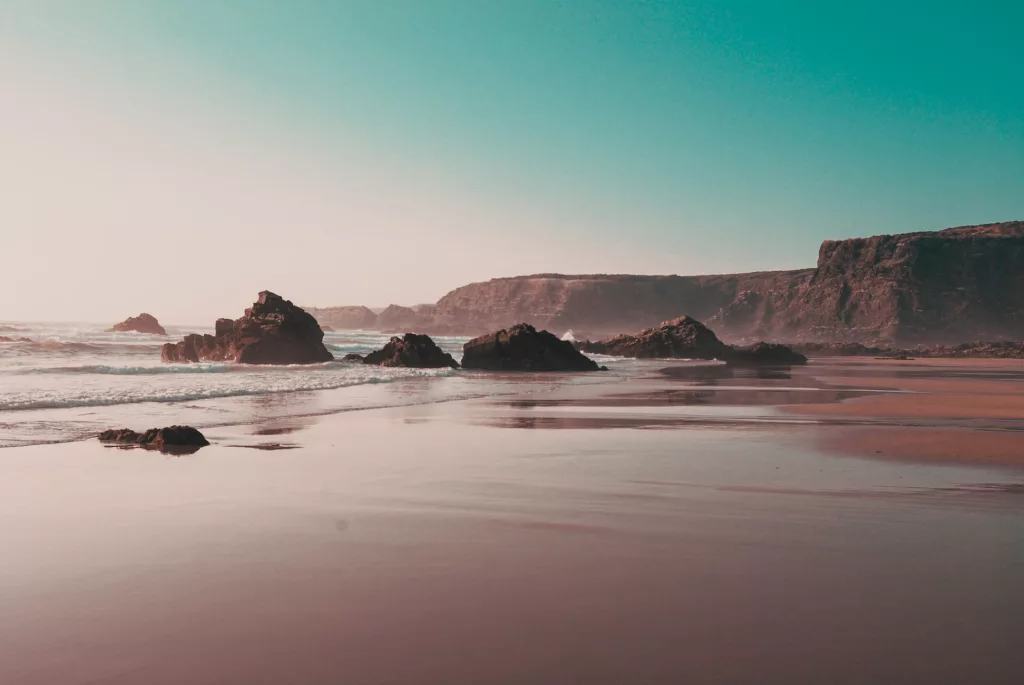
[4,357,1024,684]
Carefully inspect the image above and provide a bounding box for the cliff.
[707,221,1024,344]
[427,271,811,340]
[310,221,1024,345]
[304,305,378,330]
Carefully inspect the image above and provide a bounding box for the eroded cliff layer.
[312,222,1024,344]
[707,221,1024,343]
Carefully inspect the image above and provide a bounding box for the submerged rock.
[362,333,459,369]
[161,291,333,365]
[462,323,601,371]
[97,428,143,444]
[342,353,365,362]
[110,313,166,335]
[98,425,210,453]
[579,316,732,360]
[728,342,808,365]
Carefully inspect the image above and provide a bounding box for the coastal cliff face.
[428,271,810,340]
[310,222,1024,345]
[303,305,379,330]
[707,222,1024,344]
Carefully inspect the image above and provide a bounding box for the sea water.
[0,322,472,447]
[0,322,633,448]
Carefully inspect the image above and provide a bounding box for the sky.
[1,0,1022,323]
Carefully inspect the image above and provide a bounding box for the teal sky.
[1,1,1022,321]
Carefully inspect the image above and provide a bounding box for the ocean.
[0,322,632,449]
[0,323,481,448]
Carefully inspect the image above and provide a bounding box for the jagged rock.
[462,323,601,371]
[109,313,166,335]
[98,428,143,444]
[161,291,333,365]
[362,333,459,368]
[342,353,365,362]
[729,342,807,365]
[579,316,732,360]
[98,426,210,453]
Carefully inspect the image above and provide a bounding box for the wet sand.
[2,359,1024,684]
[783,358,1024,465]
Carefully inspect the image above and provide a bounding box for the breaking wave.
[0,367,457,411]
[22,363,235,375]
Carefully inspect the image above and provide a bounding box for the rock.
[161,333,205,362]
[109,313,166,335]
[342,353,365,362]
[579,316,732,360]
[462,323,601,371]
[791,342,890,357]
[98,425,210,453]
[362,333,459,368]
[161,291,333,365]
[98,428,142,443]
[728,342,808,365]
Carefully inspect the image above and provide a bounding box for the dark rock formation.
[306,305,379,330]
[580,317,806,365]
[729,342,808,366]
[928,341,1024,358]
[795,340,1024,359]
[792,342,892,357]
[98,426,210,453]
[109,313,166,335]
[342,353,365,362]
[362,333,459,368]
[579,316,733,360]
[462,323,601,371]
[161,291,333,365]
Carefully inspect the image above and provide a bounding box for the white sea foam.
[21,363,235,375]
[0,322,469,419]
[0,366,457,411]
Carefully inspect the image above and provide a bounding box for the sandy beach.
[2,358,1024,684]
